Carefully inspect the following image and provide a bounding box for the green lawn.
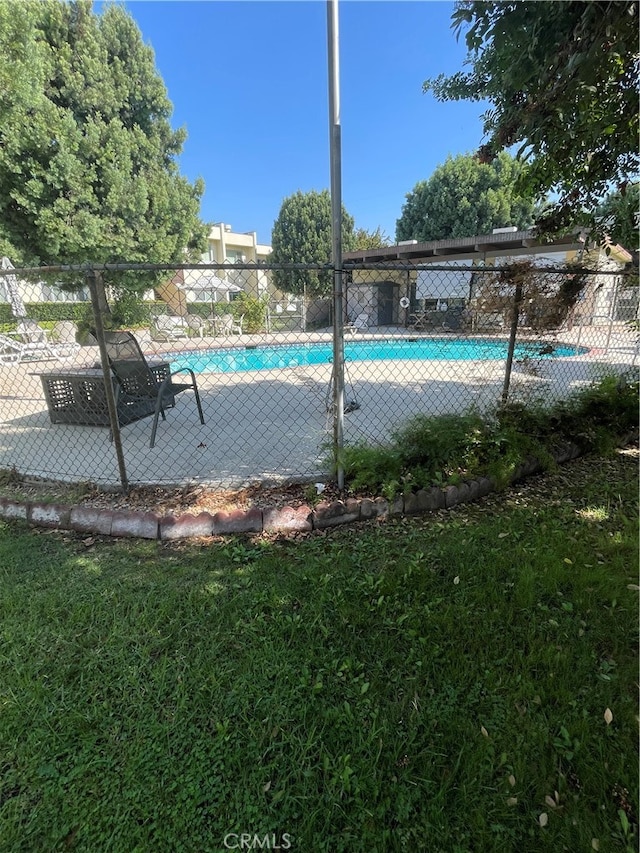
[0,453,637,853]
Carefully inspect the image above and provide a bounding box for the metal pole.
[604,315,613,354]
[87,269,129,493]
[501,281,523,406]
[327,0,345,489]
[575,316,584,355]
[302,282,307,333]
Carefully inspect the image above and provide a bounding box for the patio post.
[87,268,129,493]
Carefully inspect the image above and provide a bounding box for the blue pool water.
[170,338,584,375]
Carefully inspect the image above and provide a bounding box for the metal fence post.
[327,0,345,489]
[86,268,129,493]
[604,315,614,354]
[501,280,523,406]
[301,283,307,333]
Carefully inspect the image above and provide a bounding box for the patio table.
[37,362,172,426]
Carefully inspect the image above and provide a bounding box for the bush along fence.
[0,260,636,494]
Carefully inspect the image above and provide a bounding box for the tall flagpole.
[327,0,345,489]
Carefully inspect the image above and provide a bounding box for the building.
[202,222,272,300]
[155,223,273,316]
[0,258,90,312]
[0,223,276,318]
[342,228,635,327]
[202,222,272,267]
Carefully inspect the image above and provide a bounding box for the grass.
[0,452,637,852]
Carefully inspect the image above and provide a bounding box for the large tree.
[352,226,391,251]
[0,0,206,272]
[396,152,535,242]
[423,1,639,238]
[270,190,355,297]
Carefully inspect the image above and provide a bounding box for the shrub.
[342,444,403,493]
[233,292,268,333]
[185,303,211,320]
[340,375,639,497]
[110,291,153,328]
[550,373,639,453]
[394,412,494,473]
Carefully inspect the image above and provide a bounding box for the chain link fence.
[0,261,637,491]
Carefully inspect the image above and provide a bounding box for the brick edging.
[0,439,633,540]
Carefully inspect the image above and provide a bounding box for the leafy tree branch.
[423,1,639,241]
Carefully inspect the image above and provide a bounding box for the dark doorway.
[377,281,394,325]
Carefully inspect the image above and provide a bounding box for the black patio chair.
[102,330,205,448]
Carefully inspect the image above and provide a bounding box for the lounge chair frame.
[0,331,61,363]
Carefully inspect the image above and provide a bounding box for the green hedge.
[1,297,268,330]
[110,296,168,328]
[0,303,91,324]
[0,303,16,324]
[0,301,168,327]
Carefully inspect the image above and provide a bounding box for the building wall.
[348,269,412,326]
[1,278,90,306]
[203,222,272,299]
[347,246,634,327]
[576,248,632,325]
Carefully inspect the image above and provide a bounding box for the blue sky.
[123,1,487,245]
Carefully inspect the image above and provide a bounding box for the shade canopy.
[177,270,242,293]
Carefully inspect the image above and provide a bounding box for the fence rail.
[0,262,637,492]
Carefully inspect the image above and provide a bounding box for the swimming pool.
[170,337,585,375]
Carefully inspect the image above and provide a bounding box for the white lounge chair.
[150,315,188,342]
[0,332,60,363]
[345,313,370,337]
[16,318,80,359]
[0,334,24,363]
[16,318,47,343]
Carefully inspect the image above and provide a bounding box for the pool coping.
[2,436,636,540]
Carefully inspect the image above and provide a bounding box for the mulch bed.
[0,476,345,517]
[1,445,637,520]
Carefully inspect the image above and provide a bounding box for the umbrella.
[179,270,242,292]
[177,270,242,303]
[1,257,27,318]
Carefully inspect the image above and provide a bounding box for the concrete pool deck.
[0,325,636,488]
